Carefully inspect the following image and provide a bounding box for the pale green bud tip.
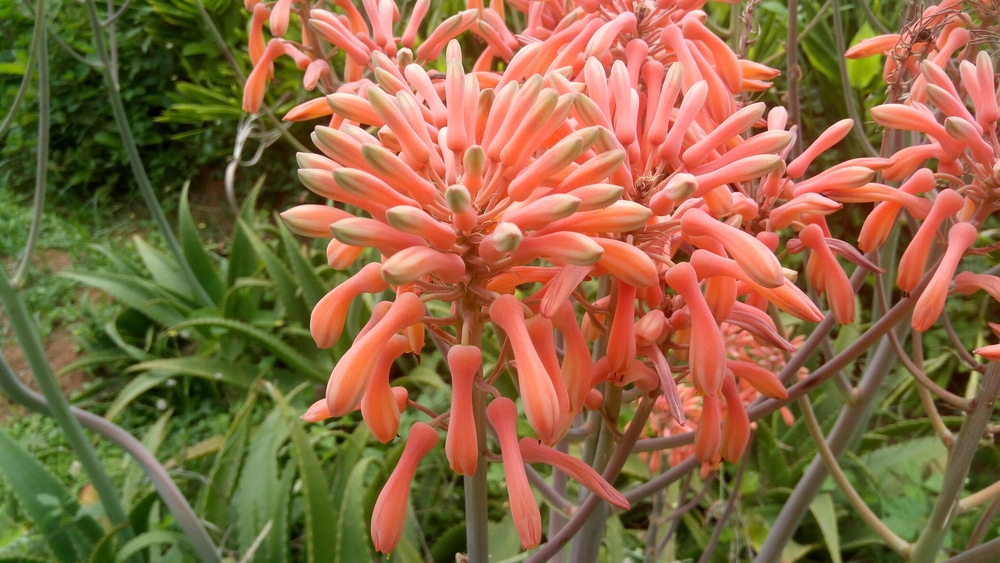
[492,222,523,252]
[445,184,472,212]
[464,145,486,174]
[665,173,698,202]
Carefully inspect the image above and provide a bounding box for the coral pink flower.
[974,324,1000,361]
[519,438,629,510]
[446,345,482,475]
[310,263,388,348]
[371,423,440,553]
[664,262,725,396]
[490,295,564,443]
[487,398,541,549]
[681,208,785,289]
[911,222,978,332]
[720,372,751,462]
[897,189,967,293]
[361,334,409,443]
[243,39,284,113]
[845,34,900,59]
[952,272,1000,303]
[786,119,854,179]
[326,292,425,416]
[858,168,936,253]
[606,282,637,374]
[798,224,855,324]
[694,394,721,463]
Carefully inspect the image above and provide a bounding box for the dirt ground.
[1,249,91,421]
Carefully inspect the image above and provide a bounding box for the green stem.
[786,0,802,156]
[0,353,222,562]
[461,296,489,563]
[753,335,904,562]
[464,383,489,563]
[910,363,1000,563]
[527,395,658,562]
[798,393,910,555]
[82,0,214,308]
[568,385,621,562]
[0,266,137,555]
[831,0,880,157]
[11,0,49,287]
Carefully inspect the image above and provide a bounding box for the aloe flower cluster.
[847,0,1000,348]
[242,0,998,555]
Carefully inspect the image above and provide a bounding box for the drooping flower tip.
[487,397,542,549]
[371,423,440,553]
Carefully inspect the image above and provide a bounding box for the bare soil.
[1,250,90,422]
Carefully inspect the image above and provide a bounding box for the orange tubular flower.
[694,394,722,463]
[606,281,637,374]
[720,371,751,462]
[371,423,440,553]
[896,189,966,293]
[664,262,726,396]
[798,224,855,324]
[549,301,594,415]
[325,292,425,417]
[911,222,978,332]
[858,168,936,253]
[681,208,785,289]
[446,345,482,475]
[310,262,389,348]
[487,398,542,549]
[243,39,284,114]
[361,334,410,443]
[952,272,1000,303]
[518,438,629,510]
[490,295,564,443]
[975,324,1000,362]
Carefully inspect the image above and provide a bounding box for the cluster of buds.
[846,0,999,349]
[239,0,979,554]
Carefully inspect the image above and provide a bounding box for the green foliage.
[62,184,347,416]
[0,428,105,563]
[0,185,120,339]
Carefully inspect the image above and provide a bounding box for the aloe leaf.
[198,385,258,530]
[809,492,843,563]
[237,218,311,328]
[114,530,185,563]
[270,459,296,563]
[276,219,327,308]
[487,513,521,562]
[605,514,625,563]
[132,236,195,304]
[86,243,142,276]
[167,317,326,382]
[178,182,225,304]
[226,178,264,286]
[125,357,256,389]
[389,533,425,563]
[236,408,290,559]
[334,457,375,563]
[62,271,190,328]
[274,396,338,563]
[121,410,172,508]
[102,316,157,364]
[103,372,175,422]
[0,428,103,563]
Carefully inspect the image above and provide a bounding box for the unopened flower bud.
[491,222,523,252]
